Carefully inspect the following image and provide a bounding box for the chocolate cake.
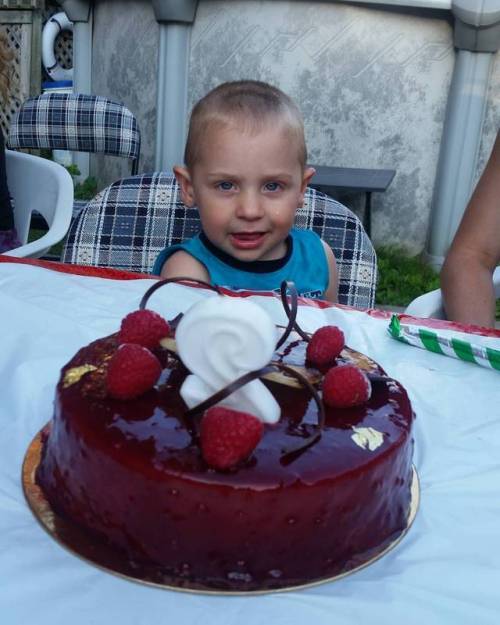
[35,281,415,591]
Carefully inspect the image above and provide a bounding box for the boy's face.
[174,122,315,263]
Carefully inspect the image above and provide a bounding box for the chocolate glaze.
[37,333,414,591]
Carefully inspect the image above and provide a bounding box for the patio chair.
[61,172,377,308]
[4,149,74,258]
[405,266,500,319]
[7,92,141,219]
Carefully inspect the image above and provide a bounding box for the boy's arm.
[440,132,500,327]
[321,241,339,303]
[159,250,210,283]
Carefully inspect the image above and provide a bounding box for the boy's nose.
[236,191,264,220]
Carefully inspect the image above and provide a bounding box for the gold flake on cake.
[262,366,322,388]
[160,336,176,351]
[342,348,379,373]
[63,365,98,388]
[351,427,384,451]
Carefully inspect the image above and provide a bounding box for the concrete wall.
[90,0,500,254]
[91,0,158,183]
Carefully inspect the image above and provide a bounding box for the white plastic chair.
[4,149,74,258]
[405,266,500,318]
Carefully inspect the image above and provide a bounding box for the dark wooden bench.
[309,165,396,237]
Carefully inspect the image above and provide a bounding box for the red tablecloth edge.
[2,255,498,337]
[0,254,341,307]
[0,254,153,281]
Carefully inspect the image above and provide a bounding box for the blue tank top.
[152,228,329,299]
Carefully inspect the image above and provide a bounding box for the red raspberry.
[200,406,264,470]
[119,309,170,350]
[106,343,162,400]
[322,364,372,408]
[306,325,345,368]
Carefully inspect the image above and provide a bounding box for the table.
[1,257,499,625]
[309,165,396,237]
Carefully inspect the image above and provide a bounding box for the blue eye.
[217,181,234,191]
[264,182,281,192]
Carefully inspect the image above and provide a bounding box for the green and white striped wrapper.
[388,315,500,372]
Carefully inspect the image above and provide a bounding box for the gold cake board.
[23,427,420,595]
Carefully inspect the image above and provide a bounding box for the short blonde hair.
[184,80,307,170]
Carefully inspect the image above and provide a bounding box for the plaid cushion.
[62,173,377,308]
[72,199,88,219]
[7,93,141,168]
[298,191,377,308]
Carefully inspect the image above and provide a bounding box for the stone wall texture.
[91,0,500,254]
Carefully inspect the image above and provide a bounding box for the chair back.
[297,189,377,308]
[7,93,141,175]
[5,149,73,258]
[62,172,377,308]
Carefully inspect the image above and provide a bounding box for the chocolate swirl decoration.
[142,277,304,346]
[139,276,222,317]
[185,362,325,462]
[275,281,310,349]
[274,280,391,387]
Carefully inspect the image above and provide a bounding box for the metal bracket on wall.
[152,0,198,24]
[453,0,500,52]
[55,0,91,23]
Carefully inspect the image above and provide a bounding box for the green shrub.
[74,176,98,200]
[65,164,98,200]
[376,246,440,306]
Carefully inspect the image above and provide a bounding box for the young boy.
[152,80,338,302]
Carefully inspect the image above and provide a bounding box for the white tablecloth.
[1,260,499,625]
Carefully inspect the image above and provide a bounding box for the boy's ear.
[173,165,196,207]
[298,166,316,206]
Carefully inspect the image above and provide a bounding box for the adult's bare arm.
[441,132,500,327]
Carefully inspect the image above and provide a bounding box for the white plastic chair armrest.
[493,266,500,296]
[5,192,74,258]
[4,227,67,258]
[405,288,445,319]
[5,151,74,259]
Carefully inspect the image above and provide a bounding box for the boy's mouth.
[229,232,266,250]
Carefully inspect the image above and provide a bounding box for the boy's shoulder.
[290,227,323,245]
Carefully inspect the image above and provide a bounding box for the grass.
[65,165,98,200]
[375,246,440,307]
